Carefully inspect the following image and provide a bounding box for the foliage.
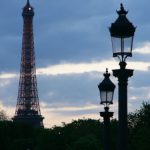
[35,119,105,150]
[67,134,100,150]
[0,119,105,150]
[128,102,150,150]
[0,102,149,150]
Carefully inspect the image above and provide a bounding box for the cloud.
[37,60,150,76]
[42,111,100,128]
[0,73,18,79]
[41,100,118,127]
[0,101,15,119]
[134,42,150,54]
[0,100,101,128]
[41,102,99,112]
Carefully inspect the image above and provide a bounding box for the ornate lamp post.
[109,4,136,150]
[98,69,115,150]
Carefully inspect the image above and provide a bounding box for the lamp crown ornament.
[117,3,128,15]
[104,68,110,78]
[99,68,115,92]
[110,3,136,37]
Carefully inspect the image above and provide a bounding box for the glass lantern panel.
[100,91,106,104]
[100,91,113,104]
[123,37,133,53]
[111,36,133,56]
[111,37,121,55]
[106,91,113,104]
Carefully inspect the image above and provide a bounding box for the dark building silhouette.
[13,0,44,128]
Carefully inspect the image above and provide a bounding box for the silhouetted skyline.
[0,0,149,127]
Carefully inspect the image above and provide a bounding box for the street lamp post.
[109,4,136,150]
[98,69,116,150]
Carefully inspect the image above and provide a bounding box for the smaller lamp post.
[98,69,116,150]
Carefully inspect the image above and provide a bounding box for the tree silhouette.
[0,102,149,150]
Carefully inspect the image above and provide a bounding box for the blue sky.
[0,0,150,127]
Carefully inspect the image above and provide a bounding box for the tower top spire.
[27,0,30,6]
[22,0,34,17]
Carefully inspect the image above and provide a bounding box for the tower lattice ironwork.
[13,0,44,128]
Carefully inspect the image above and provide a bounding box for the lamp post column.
[113,61,133,150]
[100,107,113,150]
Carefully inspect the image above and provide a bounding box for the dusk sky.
[0,0,150,127]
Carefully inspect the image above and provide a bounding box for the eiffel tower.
[13,0,44,128]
